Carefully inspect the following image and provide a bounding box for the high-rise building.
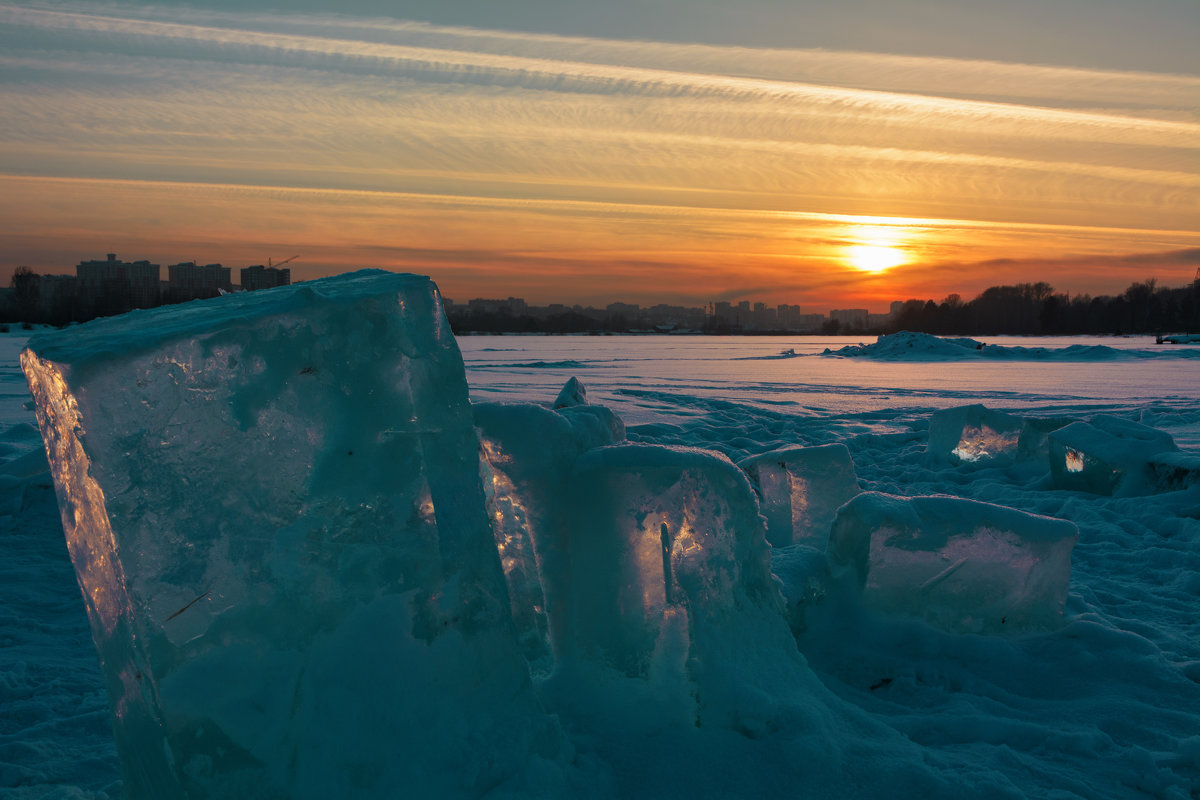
[168,262,232,302]
[76,253,161,309]
[240,265,292,291]
[830,308,870,331]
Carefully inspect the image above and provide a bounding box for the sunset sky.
[1,0,1197,311]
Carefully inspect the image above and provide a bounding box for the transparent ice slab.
[828,492,1078,634]
[21,270,562,799]
[738,443,860,548]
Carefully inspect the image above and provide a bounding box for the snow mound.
[824,332,991,360]
[825,331,1200,361]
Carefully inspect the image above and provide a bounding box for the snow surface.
[3,323,1200,799]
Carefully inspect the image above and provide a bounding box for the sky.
[0,0,1197,311]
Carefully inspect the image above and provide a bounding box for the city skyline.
[10,249,1200,320]
[1,1,1198,308]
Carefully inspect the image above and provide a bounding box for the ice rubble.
[738,444,859,547]
[927,403,1079,468]
[20,272,1146,797]
[828,493,1078,634]
[21,271,565,799]
[1047,414,1189,496]
[923,401,1200,495]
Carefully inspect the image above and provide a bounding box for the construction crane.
[268,255,299,269]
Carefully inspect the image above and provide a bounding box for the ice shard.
[475,395,624,668]
[1048,415,1180,496]
[552,376,588,409]
[21,270,562,799]
[738,444,860,548]
[927,404,1024,467]
[828,492,1078,634]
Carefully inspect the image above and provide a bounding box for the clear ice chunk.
[738,443,860,548]
[1048,415,1179,496]
[1016,416,1074,463]
[563,443,818,732]
[475,400,624,667]
[564,444,777,667]
[21,270,561,799]
[828,492,1078,634]
[927,403,1024,466]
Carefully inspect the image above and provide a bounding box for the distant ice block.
[828,492,1078,634]
[1048,415,1179,496]
[738,444,860,548]
[475,397,624,667]
[21,271,562,799]
[927,404,1024,466]
[1147,451,1200,492]
[1016,416,1075,462]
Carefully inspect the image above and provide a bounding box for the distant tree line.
[449,278,1200,336]
[887,279,1200,336]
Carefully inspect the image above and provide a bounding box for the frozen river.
[3,328,1199,799]
[461,333,1200,446]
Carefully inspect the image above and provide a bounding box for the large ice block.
[21,271,562,799]
[927,404,1024,467]
[563,444,814,734]
[475,393,624,667]
[1048,415,1180,495]
[828,492,1078,634]
[737,444,860,548]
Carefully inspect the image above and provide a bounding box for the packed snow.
[2,277,1199,799]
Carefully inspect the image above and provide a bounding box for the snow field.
[2,288,1199,798]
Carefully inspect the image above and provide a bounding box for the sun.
[846,243,905,273]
